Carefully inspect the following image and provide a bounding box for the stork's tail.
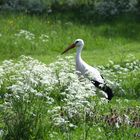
[91,80,114,100]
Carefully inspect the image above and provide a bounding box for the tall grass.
[0,12,140,65]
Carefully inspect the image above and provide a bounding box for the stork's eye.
[75,41,79,44]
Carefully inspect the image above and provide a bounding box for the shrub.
[0,0,139,16]
[0,0,48,14]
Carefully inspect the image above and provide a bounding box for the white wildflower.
[39,34,49,42]
[69,123,77,128]
[115,122,120,128]
[35,92,43,97]
[123,114,130,125]
[113,64,121,70]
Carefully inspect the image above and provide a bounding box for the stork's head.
[61,39,84,54]
[74,39,84,47]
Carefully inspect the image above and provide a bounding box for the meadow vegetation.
[0,1,140,139]
[0,12,140,65]
[0,55,140,140]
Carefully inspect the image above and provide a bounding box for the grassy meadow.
[0,11,140,140]
[0,12,140,64]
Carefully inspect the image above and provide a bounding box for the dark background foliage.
[0,0,140,20]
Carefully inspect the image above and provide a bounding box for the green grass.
[0,12,140,140]
[0,12,140,65]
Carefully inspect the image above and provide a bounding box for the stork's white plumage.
[61,39,114,100]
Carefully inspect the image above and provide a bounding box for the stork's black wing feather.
[91,79,114,100]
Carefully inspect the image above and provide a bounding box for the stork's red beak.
[61,43,76,55]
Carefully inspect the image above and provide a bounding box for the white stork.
[61,39,114,100]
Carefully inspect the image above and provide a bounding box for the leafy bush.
[0,0,139,18]
[0,0,48,14]
[94,0,131,18]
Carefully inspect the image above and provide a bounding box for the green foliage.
[0,56,140,140]
[3,94,49,140]
[0,0,139,20]
[100,57,140,98]
[0,13,140,64]
[0,12,140,140]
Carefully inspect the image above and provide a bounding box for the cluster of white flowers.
[108,59,140,74]
[15,29,35,41]
[100,61,139,75]
[15,29,49,43]
[0,55,98,129]
[39,34,49,42]
[47,56,97,128]
[1,55,139,133]
[98,55,140,96]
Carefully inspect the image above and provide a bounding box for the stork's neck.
[76,45,85,74]
[76,46,84,70]
[76,46,83,60]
